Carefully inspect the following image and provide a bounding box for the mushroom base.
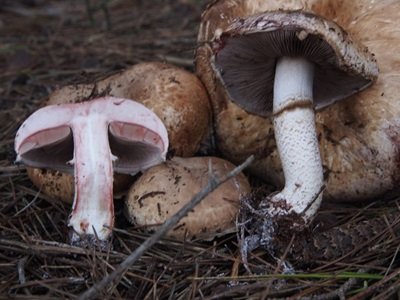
[69,231,111,250]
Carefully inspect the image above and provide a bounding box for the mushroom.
[196,1,395,227]
[15,97,168,246]
[26,61,211,203]
[125,156,251,240]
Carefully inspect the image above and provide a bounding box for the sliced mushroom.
[125,156,251,240]
[15,97,168,246]
[26,61,211,202]
[196,0,398,208]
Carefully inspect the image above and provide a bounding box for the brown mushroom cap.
[196,0,400,202]
[213,10,378,117]
[125,156,251,240]
[48,61,211,157]
[27,168,133,203]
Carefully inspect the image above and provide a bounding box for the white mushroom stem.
[68,114,115,242]
[270,56,324,223]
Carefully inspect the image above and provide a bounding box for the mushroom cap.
[196,0,400,202]
[48,61,211,157]
[125,156,251,240]
[15,97,168,174]
[26,168,133,203]
[212,10,378,117]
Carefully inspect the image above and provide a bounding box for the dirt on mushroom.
[1,0,400,299]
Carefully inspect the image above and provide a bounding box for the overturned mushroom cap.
[125,156,251,240]
[196,0,399,202]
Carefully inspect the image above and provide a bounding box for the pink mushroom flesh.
[15,97,168,246]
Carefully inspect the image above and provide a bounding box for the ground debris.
[1,0,400,299]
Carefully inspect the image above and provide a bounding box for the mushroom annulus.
[15,97,168,247]
[197,9,378,228]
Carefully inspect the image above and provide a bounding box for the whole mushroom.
[196,0,399,228]
[15,97,169,247]
[26,61,211,203]
[125,156,251,240]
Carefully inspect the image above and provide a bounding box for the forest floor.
[0,0,399,299]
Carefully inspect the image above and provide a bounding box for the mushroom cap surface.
[125,156,251,240]
[26,168,133,203]
[196,0,400,202]
[213,10,378,117]
[48,61,211,157]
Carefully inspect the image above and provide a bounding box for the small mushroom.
[125,156,251,240]
[196,2,385,226]
[15,97,168,246]
[26,61,211,203]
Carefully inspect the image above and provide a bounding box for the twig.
[303,269,367,300]
[78,155,254,300]
[17,257,28,285]
[156,55,194,67]
[260,234,296,299]
[347,267,400,300]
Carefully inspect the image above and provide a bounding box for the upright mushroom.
[197,0,400,203]
[15,97,168,246]
[206,10,378,225]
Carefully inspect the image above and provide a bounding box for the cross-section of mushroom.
[15,97,168,247]
[25,61,211,204]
